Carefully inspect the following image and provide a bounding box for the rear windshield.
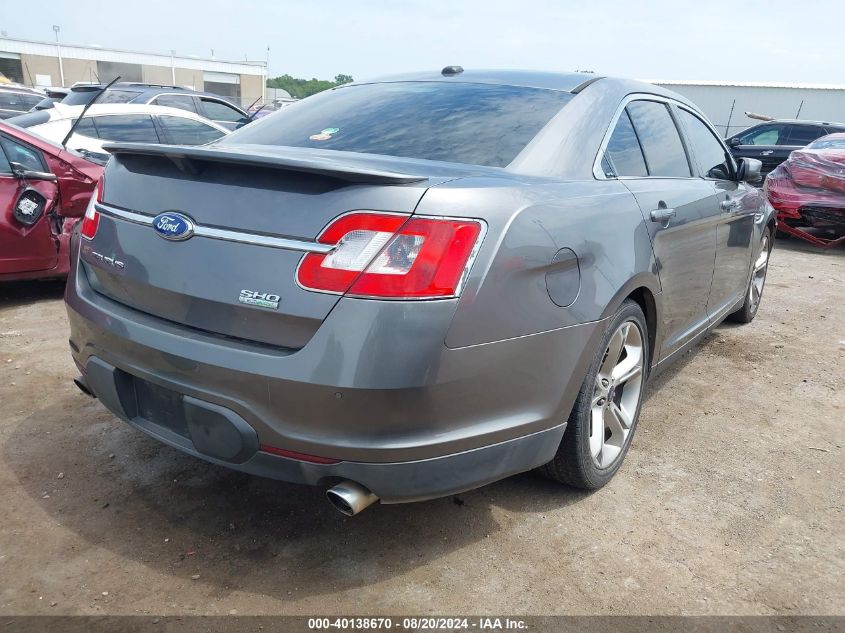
[808,137,845,150]
[221,82,573,167]
[62,89,140,106]
[5,110,51,128]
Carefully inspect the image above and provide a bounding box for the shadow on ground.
[3,394,589,601]
[0,279,67,308]
[772,232,845,257]
[0,268,738,602]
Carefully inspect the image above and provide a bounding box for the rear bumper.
[66,257,603,502]
[76,359,564,503]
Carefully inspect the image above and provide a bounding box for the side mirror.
[737,157,762,184]
[728,137,741,147]
[10,161,58,182]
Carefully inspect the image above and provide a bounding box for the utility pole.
[264,45,269,105]
[53,25,64,87]
[170,50,176,85]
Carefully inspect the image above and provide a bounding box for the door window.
[626,100,691,177]
[678,109,734,180]
[152,94,198,113]
[201,99,246,123]
[784,124,826,147]
[90,115,160,143]
[158,115,225,145]
[0,136,45,171]
[736,125,782,146]
[604,110,648,177]
[0,139,11,173]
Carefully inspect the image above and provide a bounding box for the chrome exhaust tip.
[326,480,379,516]
[73,376,94,398]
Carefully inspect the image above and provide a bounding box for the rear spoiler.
[102,142,429,185]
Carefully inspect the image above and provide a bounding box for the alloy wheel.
[590,321,645,468]
[749,234,770,313]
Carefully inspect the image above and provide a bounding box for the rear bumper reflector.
[259,444,342,464]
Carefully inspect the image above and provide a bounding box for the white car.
[8,103,230,159]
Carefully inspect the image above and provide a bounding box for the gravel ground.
[0,238,842,617]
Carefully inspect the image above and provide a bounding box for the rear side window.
[784,124,826,147]
[626,101,690,177]
[158,115,225,145]
[603,110,647,177]
[201,99,245,123]
[221,82,574,168]
[152,94,198,113]
[75,117,99,138]
[678,109,733,179]
[91,115,159,143]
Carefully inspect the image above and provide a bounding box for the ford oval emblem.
[152,212,195,241]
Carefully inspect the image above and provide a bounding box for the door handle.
[720,199,739,212]
[649,207,676,223]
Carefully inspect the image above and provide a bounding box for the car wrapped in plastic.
[764,133,845,247]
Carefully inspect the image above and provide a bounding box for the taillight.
[297,212,484,299]
[80,177,103,240]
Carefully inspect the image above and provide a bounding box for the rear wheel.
[728,227,772,324]
[540,300,649,489]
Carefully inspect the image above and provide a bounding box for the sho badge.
[239,289,280,310]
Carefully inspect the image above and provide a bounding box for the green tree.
[266,73,354,99]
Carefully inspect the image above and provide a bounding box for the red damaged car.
[0,121,103,281]
[765,133,845,248]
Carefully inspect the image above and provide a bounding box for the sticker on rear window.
[309,127,340,141]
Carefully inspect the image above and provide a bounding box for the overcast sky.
[3,0,844,84]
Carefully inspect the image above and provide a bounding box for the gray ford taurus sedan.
[65,68,774,515]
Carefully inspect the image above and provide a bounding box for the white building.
[652,80,845,138]
[0,37,267,108]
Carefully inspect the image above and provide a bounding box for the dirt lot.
[0,239,842,617]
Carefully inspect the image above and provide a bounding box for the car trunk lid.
[80,143,482,349]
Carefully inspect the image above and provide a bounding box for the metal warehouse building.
[652,80,845,138]
[0,37,267,108]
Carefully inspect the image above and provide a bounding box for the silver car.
[65,69,774,515]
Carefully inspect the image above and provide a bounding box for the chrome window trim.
[592,93,701,180]
[95,202,334,254]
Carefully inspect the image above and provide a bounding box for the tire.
[540,299,649,490]
[728,227,772,324]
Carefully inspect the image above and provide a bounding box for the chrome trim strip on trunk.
[95,203,335,254]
